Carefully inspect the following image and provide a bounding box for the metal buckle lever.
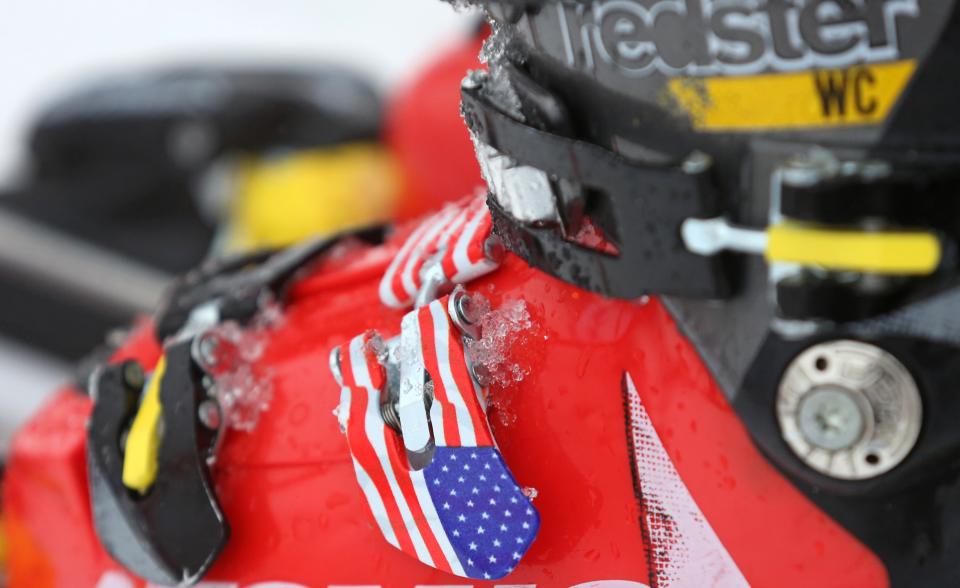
[396,311,433,462]
[682,216,941,276]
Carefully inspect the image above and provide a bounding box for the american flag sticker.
[332,298,540,579]
[379,195,499,309]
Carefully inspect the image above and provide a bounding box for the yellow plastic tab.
[767,224,941,275]
[122,356,167,494]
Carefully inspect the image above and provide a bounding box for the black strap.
[461,84,734,300]
[155,226,385,339]
[780,169,960,233]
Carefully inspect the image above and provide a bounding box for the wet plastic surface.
[4,223,888,586]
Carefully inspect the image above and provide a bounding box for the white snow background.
[0,0,475,454]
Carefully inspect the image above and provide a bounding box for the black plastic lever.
[87,340,227,586]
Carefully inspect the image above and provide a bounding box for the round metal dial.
[777,340,922,480]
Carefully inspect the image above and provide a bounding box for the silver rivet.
[195,334,219,370]
[457,295,479,325]
[122,362,145,390]
[449,288,483,340]
[681,150,712,175]
[198,399,222,431]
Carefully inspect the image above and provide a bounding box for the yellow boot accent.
[121,356,167,494]
[226,143,401,252]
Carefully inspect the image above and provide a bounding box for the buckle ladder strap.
[447,199,499,284]
[332,297,539,579]
[157,226,386,340]
[380,195,500,309]
[461,82,733,300]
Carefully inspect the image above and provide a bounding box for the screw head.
[122,362,145,390]
[780,150,840,188]
[797,386,865,451]
[196,334,220,369]
[681,150,712,175]
[859,160,893,181]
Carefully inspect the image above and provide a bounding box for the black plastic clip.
[87,339,227,586]
[155,227,385,340]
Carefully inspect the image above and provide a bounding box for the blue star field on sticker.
[425,446,540,579]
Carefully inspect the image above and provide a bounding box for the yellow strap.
[122,356,166,494]
[766,224,941,275]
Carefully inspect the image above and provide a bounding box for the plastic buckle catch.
[87,336,230,586]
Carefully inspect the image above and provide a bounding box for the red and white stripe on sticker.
[379,195,498,309]
[332,299,538,580]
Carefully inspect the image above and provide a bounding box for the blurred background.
[0,0,484,455]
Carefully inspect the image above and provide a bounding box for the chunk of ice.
[466,294,533,398]
[207,302,282,432]
[480,21,509,65]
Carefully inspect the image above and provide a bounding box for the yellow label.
[667,60,917,131]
